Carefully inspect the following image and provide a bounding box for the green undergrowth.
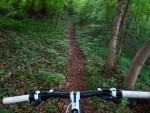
[0,17,150,113]
[136,65,150,90]
[76,32,131,113]
[76,26,150,113]
[0,17,67,113]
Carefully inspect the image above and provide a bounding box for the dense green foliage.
[0,17,67,112]
[0,0,71,21]
[0,0,150,112]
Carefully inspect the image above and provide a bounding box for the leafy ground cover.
[0,17,67,113]
[76,26,150,113]
[0,17,150,113]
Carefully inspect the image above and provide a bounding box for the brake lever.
[25,91,42,106]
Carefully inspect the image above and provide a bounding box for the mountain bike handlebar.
[2,88,150,113]
[3,88,150,105]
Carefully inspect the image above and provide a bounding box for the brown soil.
[129,99,150,113]
[59,23,94,113]
[65,23,86,91]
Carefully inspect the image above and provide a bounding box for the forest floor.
[129,99,150,113]
[0,17,150,113]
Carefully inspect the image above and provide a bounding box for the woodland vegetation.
[0,0,150,113]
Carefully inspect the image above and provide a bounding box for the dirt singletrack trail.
[59,23,94,113]
[66,23,86,91]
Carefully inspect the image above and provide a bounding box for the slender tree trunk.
[106,0,128,74]
[40,0,47,16]
[124,40,150,90]
[55,0,64,27]
[117,0,131,60]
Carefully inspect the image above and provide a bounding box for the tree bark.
[117,0,131,61]
[106,0,127,74]
[124,40,150,90]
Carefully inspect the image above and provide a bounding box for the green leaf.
[0,70,4,75]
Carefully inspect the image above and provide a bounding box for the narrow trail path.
[59,23,94,113]
[66,23,86,91]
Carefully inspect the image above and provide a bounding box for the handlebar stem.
[70,91,80,113]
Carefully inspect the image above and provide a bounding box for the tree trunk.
[124,40,150,90]
[117,0,131,61]
[106,0,127,74]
